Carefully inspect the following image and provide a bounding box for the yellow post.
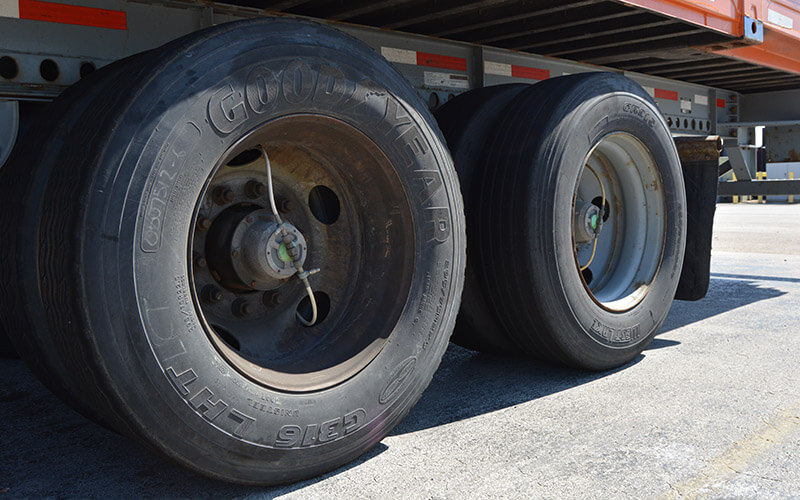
[758,172,766,203]
[732,172,739,204]
[790,172,795,204]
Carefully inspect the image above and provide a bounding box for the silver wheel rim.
[572,132,666,312]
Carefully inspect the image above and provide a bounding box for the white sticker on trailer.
[0,0,20,18]
[424,71,469,89]
[694,94,708,106]
[642,86,655,98]
[768,9,793,29]
[680,98,692,113]
[381,47,417,65]
[484,61,512,77]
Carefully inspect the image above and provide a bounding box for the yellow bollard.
[791,172,795,204]
[732,172,739,204]
[758,172,766,203]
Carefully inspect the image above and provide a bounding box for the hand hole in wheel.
[296,291,330,327]
[309,185,340,225]
[211,324,241,351]
[226,148,262,167]
[581,267,593,285]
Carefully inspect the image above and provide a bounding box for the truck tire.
[0,55,150,430]
[12,18,465,484]
[435,84,527,354]
[0,323,15,358]
[479,73,686,370]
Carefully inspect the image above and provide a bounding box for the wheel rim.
[189,114,415,392]
[572,132,666,312]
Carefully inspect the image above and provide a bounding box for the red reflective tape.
[416,52,467,71]
[717,98,726,108]
[654,88,678,101]
[18,0,127,30]
[511,65,549,81]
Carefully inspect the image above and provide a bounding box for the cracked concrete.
[1,202,800,498]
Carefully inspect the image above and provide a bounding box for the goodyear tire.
[479,73,686,370]
[10,19,465,484]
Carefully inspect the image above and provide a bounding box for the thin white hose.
[261,147,318,326]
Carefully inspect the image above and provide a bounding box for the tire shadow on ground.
[392,344,641,436]
[0,359,386,498]
[661,276,785,334]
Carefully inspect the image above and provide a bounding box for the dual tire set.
[0,19,685,484]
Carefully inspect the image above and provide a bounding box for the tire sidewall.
[79,21,463,482]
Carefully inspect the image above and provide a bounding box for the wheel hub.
[230,209,306,290]
[574,201,604,244]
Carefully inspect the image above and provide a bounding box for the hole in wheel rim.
[309,185,340,225]
[296,291,331,327]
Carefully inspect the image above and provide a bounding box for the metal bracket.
[742,16,764,45]
[725,146,755,180]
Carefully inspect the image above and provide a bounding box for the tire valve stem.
[261,147,321,326]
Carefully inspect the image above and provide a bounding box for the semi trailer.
[1,0,799,485]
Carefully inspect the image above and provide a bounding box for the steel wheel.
[573,132,666,312]
[190,115,415,392]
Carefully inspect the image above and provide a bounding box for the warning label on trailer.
[424,71,469,89]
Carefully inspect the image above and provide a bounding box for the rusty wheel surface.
[191,115,418,392]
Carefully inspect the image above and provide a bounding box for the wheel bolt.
[196,216,212,232]
[201,285,223,304]
[278,197,293,214]
[245,180,267,199]
[213,186,235,205]
[193,252,207,269]
[232,298,252,317]
[262,291,282,308]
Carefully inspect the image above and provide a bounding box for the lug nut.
[193,252,207,269]
[278,197,293,214]
[201,285,223,304]
[262,291,282,308]
[232,298,252,317]
[212,186,235,205]
[196,216,212,232]
[245,180,268,199]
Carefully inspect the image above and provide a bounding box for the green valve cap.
[590,214,598,229]
[278,242,292,263]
